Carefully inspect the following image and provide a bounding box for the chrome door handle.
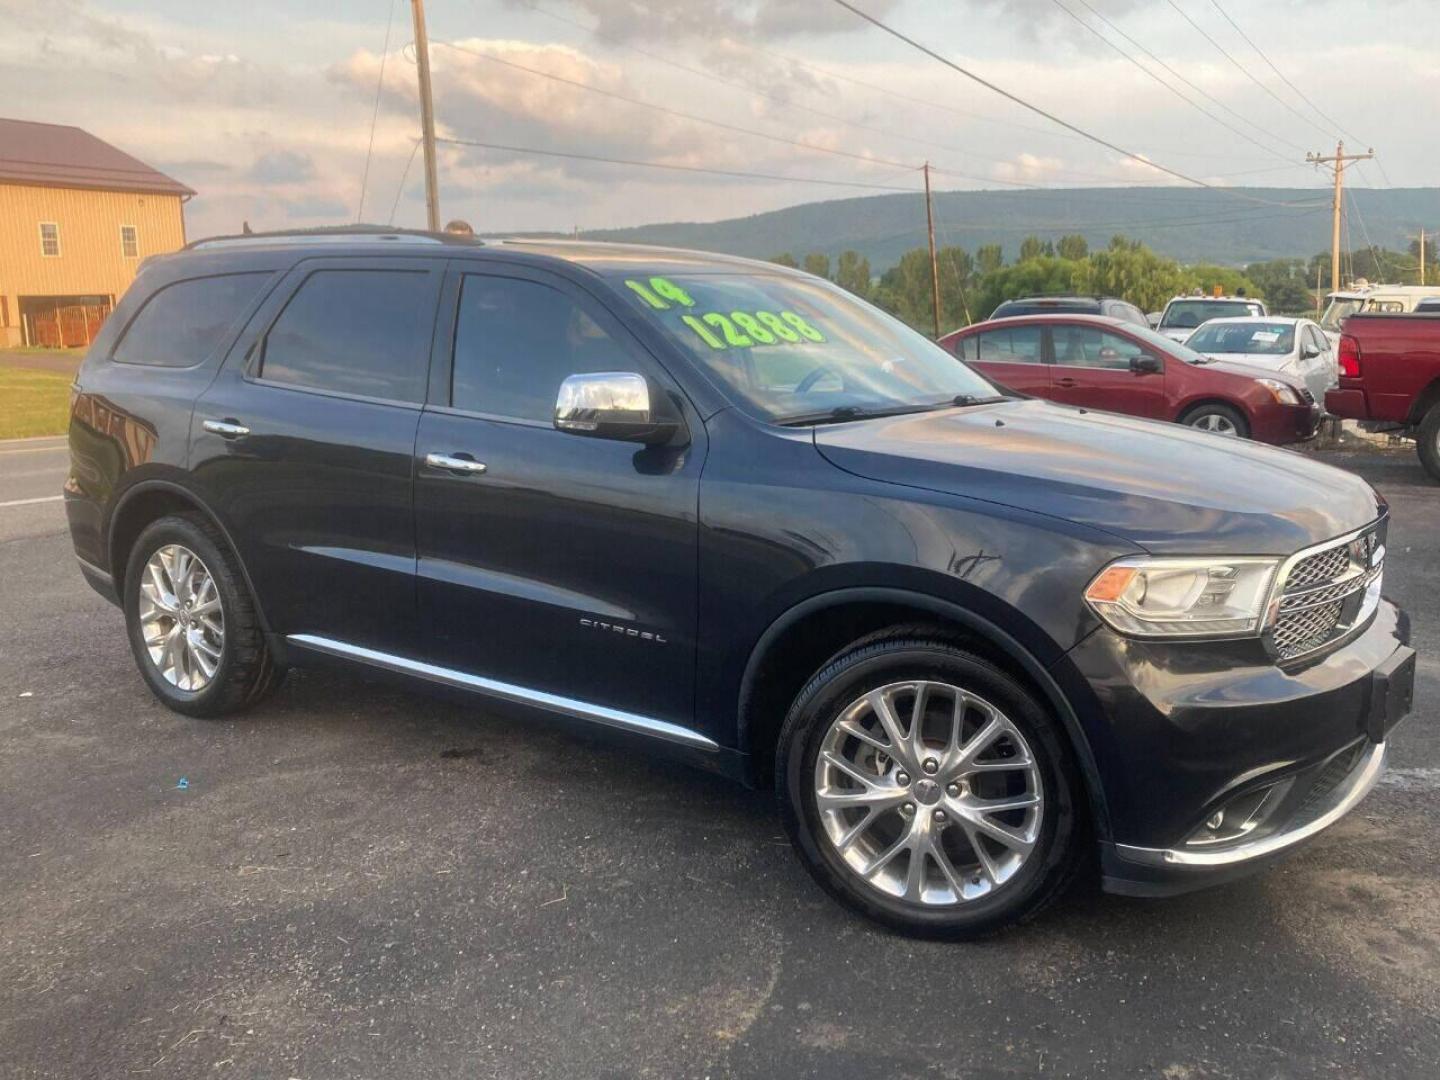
[203,419,250,438]
[425,452,488,475]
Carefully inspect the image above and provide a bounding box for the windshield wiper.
[951,394,1010,406]
[776,395,1011,427]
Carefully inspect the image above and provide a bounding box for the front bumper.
[1252,399,1322,444]
[1063,598,1414,896]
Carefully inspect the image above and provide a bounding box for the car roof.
[1165,295,1260,304]
[952,313,1129,332]
[181,227,802,278]
[1195,316,1304,325]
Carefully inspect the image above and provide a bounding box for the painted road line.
[0,495,64,508]
[0,445,69,456]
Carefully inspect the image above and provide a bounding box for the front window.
[1186,322,1296,356]
[1319,297,1363,332]
[1159,300,1258,330]
[1125,323,1209,365]
[611,271,1000,423]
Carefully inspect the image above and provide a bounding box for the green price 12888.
[624,276,826,350]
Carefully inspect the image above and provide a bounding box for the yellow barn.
[0,118,193,348]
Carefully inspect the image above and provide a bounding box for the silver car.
[1183,316,1337,405]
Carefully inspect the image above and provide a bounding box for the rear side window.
[973,326,1044,364]
[259,269,432,403]
[450,275,639,422]
[113,273,270,368]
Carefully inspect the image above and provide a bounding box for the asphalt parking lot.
[2,437,1437,1079]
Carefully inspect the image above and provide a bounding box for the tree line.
[770,233,1440,335]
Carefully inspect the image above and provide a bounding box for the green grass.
[0,365,72,439]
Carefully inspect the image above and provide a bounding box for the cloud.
[248,149,317,184]
[502,0,903,42]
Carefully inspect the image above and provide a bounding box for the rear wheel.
[1418,402,1440,482]
[1183,403,1249,438]
[124,514,284,717]
[777,633,1084,938]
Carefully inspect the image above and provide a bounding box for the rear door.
[1047,323,1168,418]
[191,256,443,650]
[411,263,705,729]
[956,324,1050,397]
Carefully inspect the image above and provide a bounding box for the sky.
[1,0,1436,241]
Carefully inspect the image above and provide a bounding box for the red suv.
[940,315,1319,444]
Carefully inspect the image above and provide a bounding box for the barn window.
[120,225,139,258]
[39,222,60,257]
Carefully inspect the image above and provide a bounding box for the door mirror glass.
[1131,353,1163,374]
[1301,343,1322,359]
[555,372,680,445]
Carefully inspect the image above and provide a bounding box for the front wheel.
[1182,403,1249,438]
[1417,402,1440,482]
[776,633,1085,938]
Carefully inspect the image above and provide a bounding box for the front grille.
[1269,526,1383,660]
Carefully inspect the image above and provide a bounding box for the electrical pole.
[410,0,441,231]
[923,162,941,339]
[1306,141,1373,295]
[1419,229,1426,287]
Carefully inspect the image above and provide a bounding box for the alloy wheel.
[138,544,224,691]
[813,680,1043,906]
[1190,413,1238,436]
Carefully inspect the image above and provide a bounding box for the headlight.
[1085,556,1279,638]
[1256,378,1301,405]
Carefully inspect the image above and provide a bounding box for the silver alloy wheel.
[814,680,1043,906]
[1189,412,1239,436]
[138,544,224,692]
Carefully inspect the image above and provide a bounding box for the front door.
[192,256,443,650]
[1046,324,1168,419]
[413,265,705,731]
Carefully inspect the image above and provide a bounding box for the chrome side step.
[287,633,718,752]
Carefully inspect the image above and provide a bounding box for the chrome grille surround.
[1265,523,1385,661]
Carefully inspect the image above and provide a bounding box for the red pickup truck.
[1326,313,1440,481]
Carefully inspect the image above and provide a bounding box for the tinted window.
[113,273,270,368]
[452,276,638,421]
[974,326,1044,364]
[1160,300,1256,329]
[1053,326,1144,369]
[1304,326,1328,353]
[260,270,432,402]
[992,299,1099,318]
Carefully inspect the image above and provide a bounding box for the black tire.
[1181,402,1250,439]
[123,513,284,717]
[1417,402,1440,483]
[776,630,1085,939]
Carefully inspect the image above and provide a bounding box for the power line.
[515,0,1176,189]
[1061,0,1307,159]
[431,38,1044,190]
[356,0,397,222]
[826,0,1321,209]
[1163,0,1329,140]
[1208,0,1369,148]
[388,137,422,225]
[434,136,927,192]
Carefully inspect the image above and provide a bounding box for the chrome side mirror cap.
[554,372,683,445]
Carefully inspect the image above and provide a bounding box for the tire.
[1182,402,1249,438]
[776,631,1085,939]
[123,513,284,717]
[1418,402,1440,483]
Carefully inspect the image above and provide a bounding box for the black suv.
[66,231,1415,937]
[989,295,1148,326]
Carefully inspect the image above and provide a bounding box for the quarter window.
[259,270,432,403]
[1053,327,1144,370]
[39,222,60,257]
[451,275,639,422]
[973,326,1044,364]
[112,273,271,368]
[120,225,139,259]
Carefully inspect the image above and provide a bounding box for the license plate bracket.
[1367,646,1416,743]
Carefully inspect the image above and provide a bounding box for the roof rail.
[185,225,481,251]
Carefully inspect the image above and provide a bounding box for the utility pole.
[410,0,441,231]
[1419,229,1426,287]
[923,162,941,339]
[1306,141,1373,295]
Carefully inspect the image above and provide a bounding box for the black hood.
[814,400,1379,555]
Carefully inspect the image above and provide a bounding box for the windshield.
[1186,321,1296,356]
[1123,322,1210,364]
[611,271,1000,422]
[1160,300,1261,329]
[1319,297,1363,332]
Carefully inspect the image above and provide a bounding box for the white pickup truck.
[1155,295,1267,342]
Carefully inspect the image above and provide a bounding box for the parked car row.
[67,235,1414,941]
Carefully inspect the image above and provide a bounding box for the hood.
[1191,357,1304,387]
[814,399,1378,555]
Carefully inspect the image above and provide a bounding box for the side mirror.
[1146,312,1162,328]
[1131,354,1163,375]
[554,371,683,445]
[1301,344,1322,359]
